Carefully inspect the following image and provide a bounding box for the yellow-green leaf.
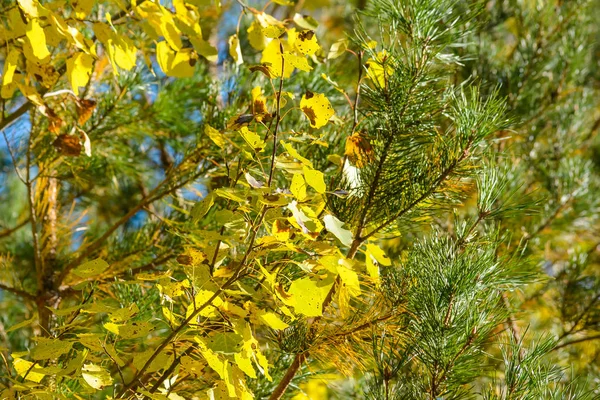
[247,20,269,51]
[72,258,109,278]
[31,338,73,360]
[239,127,265,152]
[281,141,313,167]
[103,321,154,338]
[290,173,307,200]
[82,363,113,389]
[74,0,95,19]
[6,313,37,333]
[323,214,352,247]
[328,39,348,59]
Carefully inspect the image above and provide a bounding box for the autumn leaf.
[300,91,335,129]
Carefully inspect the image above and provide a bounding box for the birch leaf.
[323,214,352,247]
[300,92,334,129]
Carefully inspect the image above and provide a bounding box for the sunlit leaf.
[67,52,94,96]
[82,363,113,389]
[300,92,335,129]
[323,214,353,247]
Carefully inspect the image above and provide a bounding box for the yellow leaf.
[181,355,205,376]
[160,8,183,50]
[187,289,223,319]
[295,30,319,55]
[239,127,265,152]
[16,83,44,106]
[13,358,44,382]
[157,278,191,301]
[67,52,94,96]
[281,141,313,167]
[50,13,90,52]
[285,275,335,317]
[284,52,312,74]
[93,22,137,71]
[302,166,326,194]
[234,352,256,378]
[113,35,137,70]
[336,264,361,297]
[366,244,391,266]
[74,0,95,19]
[229,34,243,65]
[205,124,226,148]
[261,40,294,78]
[258,311,289,330]
[197,339,236,396]
[82,363,113,389]
[1,49,20,99]
[366,51,394,87]
[26,19,51,62]
[365,244,390,283]
[300,92,334,129]
[247,20,269,51]
[290,173,307,200]
[156,41,195,77]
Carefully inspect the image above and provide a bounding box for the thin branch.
[117,207,269,397]
[267,41,285,188]
[553,334,600,351]
[0,283,36,301]
[0,219,28,240]
[56,150,206,287]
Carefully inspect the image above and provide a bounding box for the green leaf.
[6,314,37,333]
[31,338,73,360]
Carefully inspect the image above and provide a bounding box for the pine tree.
[0,0,599,399]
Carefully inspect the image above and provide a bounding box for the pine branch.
[56,149,206,287]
